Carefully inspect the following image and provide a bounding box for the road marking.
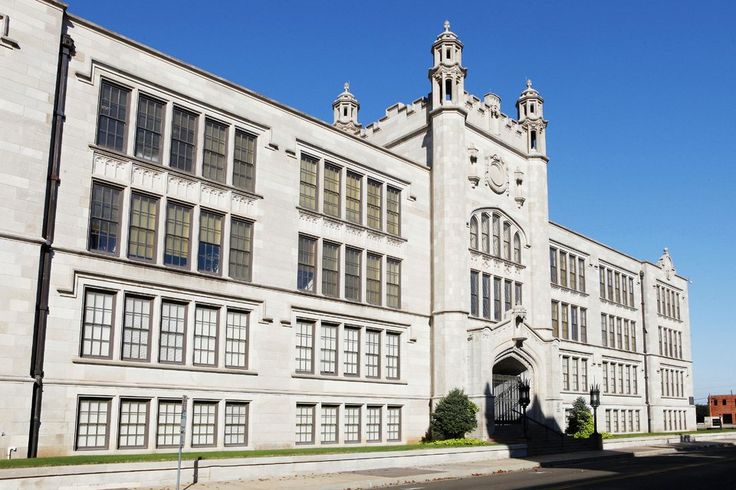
[548,455,736,489]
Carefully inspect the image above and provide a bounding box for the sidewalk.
[139,445,682,490]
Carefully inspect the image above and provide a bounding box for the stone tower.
[332,82,361,133]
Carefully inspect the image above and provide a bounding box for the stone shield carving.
[485,154,508,194]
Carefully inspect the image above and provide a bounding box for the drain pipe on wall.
[639,270,652,433]
[27,28,75,458]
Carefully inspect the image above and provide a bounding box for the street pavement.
[140,440,736,489]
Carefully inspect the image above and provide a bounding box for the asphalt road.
[392,444,736,489]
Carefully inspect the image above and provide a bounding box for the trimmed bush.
[421,437,487,448]
[566,396,594,439]
[428,388,479,440]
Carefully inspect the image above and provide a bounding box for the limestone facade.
[0,1,694,458]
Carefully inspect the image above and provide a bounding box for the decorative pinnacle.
[343,82,350,93]
[444,20,450,32]
[526,79,533,89]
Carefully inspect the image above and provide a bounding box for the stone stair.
[491,420,600,456]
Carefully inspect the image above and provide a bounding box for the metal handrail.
[511,408,565,445]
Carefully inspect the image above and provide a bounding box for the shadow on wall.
[482,380,563,438]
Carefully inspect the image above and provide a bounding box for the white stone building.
[0,1,695,458]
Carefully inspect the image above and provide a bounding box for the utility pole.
[176,395,188,490]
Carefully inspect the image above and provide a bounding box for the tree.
[428,388,479,440]
[566,397,594,439]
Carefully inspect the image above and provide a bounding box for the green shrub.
[427,388,479,440]
[601,432,614,439]
[566,397,594,439]
[421,437,487,448]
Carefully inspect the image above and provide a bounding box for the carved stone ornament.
[485,154,508,194]
[658,247,676,280]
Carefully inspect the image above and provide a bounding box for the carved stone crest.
[485,154,508,194]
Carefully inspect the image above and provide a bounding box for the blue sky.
[68,1,736,402]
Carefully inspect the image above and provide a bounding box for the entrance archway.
[492,356,529,425]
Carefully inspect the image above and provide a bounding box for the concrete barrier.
[0,443,526,489]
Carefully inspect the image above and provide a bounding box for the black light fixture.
[590,384,601,435]
[518,378,531,439]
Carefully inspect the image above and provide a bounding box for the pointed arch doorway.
[493,356,529,425]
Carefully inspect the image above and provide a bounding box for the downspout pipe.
[27,28,75,458]
[639,270,652,433]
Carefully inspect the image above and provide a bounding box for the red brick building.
[709,394,736,425]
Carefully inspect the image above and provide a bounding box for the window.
[89,183,122,255]
[81,290,115,358]
[367,179,382,230]
[191,401,217,447]
[572,358,579,391]
[96,81,129,152]
[494,277,502,320]
[197,211,223,274]
[297,235,317,292]
[599,268,605,299]
[562,357,569,390]
[320,323,338,374]
[578,258,585,292]
[229,218,253,281]
[492,214,500,256]
[343,326,360,376]
[224,402,248,446]
[366,253,382,305]
[551,301,559,338]
[344,406,361,442]
[118,399,148,449]
[202,119,228,182]
[296,404,315,444]
[128,193,157,261]
[607,269,613,300]
[581,359,588,391]
[299,154,318,210]
[170,107,198,172]
[156,400,182,447]
[570,306,578,341]
[135,94,164,162]
[233,129,256,192]
[561,303,569,339]
[504,279,512,312]
[470,271,479,316]
[513,233,521,263]
[321,405,338,443]
[560,252,568,288]
[386,258,401,309]
[569,256,577,290]
[76,398,111,449]
[193,306,218,366]
[159,302,186,363]
[622,277,628,306]
[122,296,151,361]
[601,314,608,347]
[615,272,621,303]
[345,247,362,301]
[225,310,248,368]
[503,222,511,260]
[366,330,380,378]
[482,274,491,319]
[346,170,362,224]
[581,308,587,343]
[469,217,478,249]
[322,241,340,298]
[629,278,635,306]
[616,317,623,349]
[164,202,192,267]
[387,406,401,441]
[386,332,400,379]
[295,320,314,373]
[387,186,401,235]
[550,247,558,283]
[366,406,381,442]
[323,163,341,218]
[481,214,490,253]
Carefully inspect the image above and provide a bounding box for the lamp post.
[518,379,531,439]
[589,384,601,435]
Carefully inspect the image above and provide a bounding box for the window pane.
[299,154,318,210]
[323,163,341,218]
[135,95,164,162]
[322,242,340,297]
[346,171,362,224]
[76,398,110,449]
[343,327,360,376]
[295,320,314,373]
[197,211,222,273]
[119,399,148,449]
[367,179,382,230]
[386,332,400,379]
[192,401,217,447]
[366,406,381,442]
[193,307,218,365]
[321,405,338,443]
[297,236,317,292]
[224,402,248,446]
[156,400,182,447]
[345,247,362,301]
[159,302,186,363]
[128,193,157,261]
[344,406,361,442]
[386,258,401,309]
[387,186,401,235]
[89,183,121,254]
[233,130,257,191]
[387,406,401,441]
[202,119,228,183]
[365,330,380,377]
[366,253,382,305]
[96,81,129,152]
[122,296,151,361]
[82,290,114,358]
[225,310,248,368]
[170,107,198,172]
[296,404,314,444]
[229,219,253,281]
[320,323,337,374]
[164,202,191,267]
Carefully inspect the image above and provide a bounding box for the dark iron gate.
[493,374,522,424]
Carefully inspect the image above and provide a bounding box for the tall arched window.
[481,214,490,253]
[492,214,500,256]
[469,216,478,250]
[503,222,511,260]
[513,232,521,264]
